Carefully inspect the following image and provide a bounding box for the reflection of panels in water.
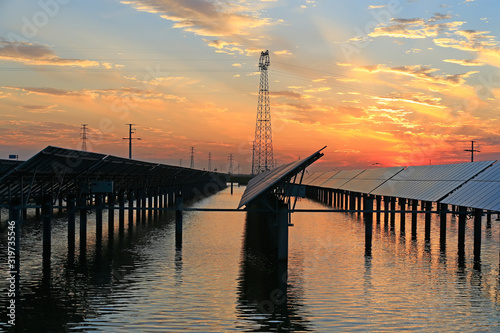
[237,211,311,331]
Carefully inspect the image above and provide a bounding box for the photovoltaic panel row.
[301,172,327,186]
[340,167,405,193]
[238,147,325,209]
[321,169,365,189]
[307,171,340,187]
[371,161,494,202]
[441,162,500,212]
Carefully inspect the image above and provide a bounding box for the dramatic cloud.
[18,105,64,114]
[0,40,102,67]
[356,64,478,86]
[121,0,276,37]
[368,18,464,39]
[372,93,446,109]
[443,58,485,66]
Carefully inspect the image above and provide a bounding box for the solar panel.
[321,169,365,189]
[0,146,228,206]
[238,147,325,209]
[441,162,500,211]
[340,166,405,193]
[307,171,340,187]
[371,161,494,202]
[302,172,326,186]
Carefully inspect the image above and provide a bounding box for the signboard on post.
[91,181,114,193]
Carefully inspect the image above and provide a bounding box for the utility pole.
[208,152,212,171]
[190,147,195,169]
[81,124,88,151]
[123,124,141,159]
[228,153,234,174]
[464,140,480,162]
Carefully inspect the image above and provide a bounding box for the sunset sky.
[1,0,499,172]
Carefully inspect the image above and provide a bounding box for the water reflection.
[237,210,310,331]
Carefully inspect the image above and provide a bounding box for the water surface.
[1,186,499,332]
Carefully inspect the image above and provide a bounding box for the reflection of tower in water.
[236,210,309,331]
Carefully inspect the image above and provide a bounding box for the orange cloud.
[0,41,102,67]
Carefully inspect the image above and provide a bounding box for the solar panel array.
[341,167,405,193]
[238,147,325,209]
[0,146,227,206]
[442,162,500,212]
[321,169,365,189]
[371,161,493,201]
[303,161,500,211]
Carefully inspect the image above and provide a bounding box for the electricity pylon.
[251,50,274,175]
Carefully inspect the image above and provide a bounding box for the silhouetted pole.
[123,124,141,159]
[464,140,480,162]
[176,193,183,248]
[364,195,374,257]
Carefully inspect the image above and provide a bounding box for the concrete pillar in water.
[168,189,174,208]
[474,208,483,262]
[42,196,52,269]
[399,198,406,234]
[439,203,447,249]
[277,202,289,262]
[390,197,396,229]
[424,201,432,241]
[163,188,168,210]
[364,195,374,257]
[58,193,64,214]
[118,191,125,233]
[158,188,163,217]
[67,195,75,260]
[175,193,183,248]
[148,190,153,221]
[95,194,103,243]
[376,196,381,223]
[128,190,134,228]
[108,193,115,238]
[383,196,389,225]
[357,193,363,214]
[458,206,467,263]
[153,188,158,218]
[141,190,147,224]
[411,200,418,239]
[79,195,87,257]
[136,189,142,223]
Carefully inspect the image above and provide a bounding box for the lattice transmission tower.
[251,50,274,175]
[81,124,88,151]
